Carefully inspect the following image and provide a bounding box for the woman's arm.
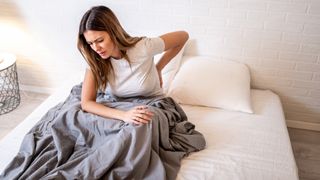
[156,31,189,77]
[81,69,153,124]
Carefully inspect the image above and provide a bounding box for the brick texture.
[1,0,319,125]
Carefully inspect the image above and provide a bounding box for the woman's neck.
[111,47,122,60]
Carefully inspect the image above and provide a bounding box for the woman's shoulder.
[138,37,164,48]
[128,37,164,57]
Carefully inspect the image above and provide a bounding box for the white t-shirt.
[107,37,165,98]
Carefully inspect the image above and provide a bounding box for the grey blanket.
[0,84,206,180]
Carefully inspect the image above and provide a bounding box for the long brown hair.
[77,5,142,91]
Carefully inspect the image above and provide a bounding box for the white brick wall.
[1,0,319,127]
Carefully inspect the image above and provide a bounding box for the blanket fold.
[0,84,206,180]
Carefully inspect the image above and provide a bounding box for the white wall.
[1,0,320,129]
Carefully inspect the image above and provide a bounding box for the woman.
[77,6,189,125]
[0,5,205,180]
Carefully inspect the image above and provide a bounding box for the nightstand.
[0,52,20,115]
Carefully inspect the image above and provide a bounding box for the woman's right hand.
[122,106,154,125]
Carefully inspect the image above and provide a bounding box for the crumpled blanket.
[0,84,206,180]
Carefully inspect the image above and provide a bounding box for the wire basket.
[0,62,20,115]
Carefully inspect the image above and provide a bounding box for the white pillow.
[168,57,253,113]
[154,45,185,94]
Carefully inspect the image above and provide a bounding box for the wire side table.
[0,53,20,115]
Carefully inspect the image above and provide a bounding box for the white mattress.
[0,78,299,179]
[177,90,299,180]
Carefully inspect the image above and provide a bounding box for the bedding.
[168,56,253,113]
[0,83,205,179]
[177,90,298,179]
[0,55,299,180]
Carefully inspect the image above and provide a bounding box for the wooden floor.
[0,91,319,180]
[288,128,320,180]
[0,90,49,139]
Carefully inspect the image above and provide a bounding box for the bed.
[0,55,299,180]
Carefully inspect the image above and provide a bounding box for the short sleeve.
[143,37,165,57]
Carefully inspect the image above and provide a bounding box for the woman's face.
[83,30,120,59]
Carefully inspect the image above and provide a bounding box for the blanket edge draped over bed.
[0,84,206,180]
